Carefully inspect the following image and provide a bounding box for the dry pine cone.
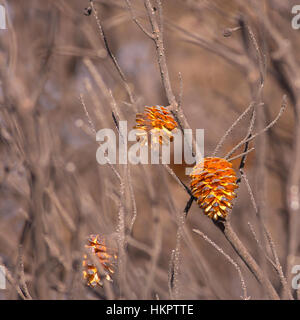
[190,157,238,220]
[82,234,117,287]
[134,105,178,145]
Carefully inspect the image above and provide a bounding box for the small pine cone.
[82,234,117,287]
[134,106,178,145]
[190,157,238,220]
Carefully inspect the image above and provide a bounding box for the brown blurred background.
[0,0,300,300]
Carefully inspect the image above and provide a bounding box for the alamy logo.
[0,5,6,30]
[292,265,300,290]
[292,5,300,30]
[0,265,6,289]
[95,121,204,175]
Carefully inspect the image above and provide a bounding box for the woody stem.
[213,219,280,300]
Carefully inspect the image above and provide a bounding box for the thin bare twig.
[193,228,249,300]
[143,0,177,109]
[125,0,154,39]
[242,173,293,300]
[225,96,287,159]
[90,0,135,104]
[213,102,256,157]
[213,219,279,300]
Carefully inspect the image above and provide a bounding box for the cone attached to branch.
[190,157,238,220]
[134,105,178,145]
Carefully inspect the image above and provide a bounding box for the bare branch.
[124,0,154,39]
[225,96,287,159]
[143,0,177,108]
[193,228,249,300]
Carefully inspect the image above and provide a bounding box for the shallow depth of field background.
[0,0,300,300]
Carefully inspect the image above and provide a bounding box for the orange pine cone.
[134,106,178,145]
[190,157,238,220]
[82,234,117,287]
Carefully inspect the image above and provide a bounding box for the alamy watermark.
[292,265,300,290]
[292,5,300,29]
[0,265,5,289]
[95,121,204,175]
[0,5,6,30]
